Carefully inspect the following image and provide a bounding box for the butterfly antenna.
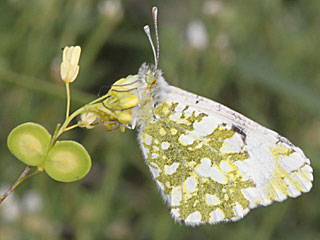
[152,7,160,69]
[143,25,157,68]
[143,7,160,69]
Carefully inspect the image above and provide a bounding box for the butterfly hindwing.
[138,90,312,225]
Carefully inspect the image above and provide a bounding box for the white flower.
[186,20,209,50]
[79,112,97,129]
[60,46,81,83]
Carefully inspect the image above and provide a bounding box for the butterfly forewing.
[138,88,312,226]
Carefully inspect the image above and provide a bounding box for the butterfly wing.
[138,86,313,226]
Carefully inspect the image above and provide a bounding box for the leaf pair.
[7,123,91,182]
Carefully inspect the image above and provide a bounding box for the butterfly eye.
[145,73,156,85]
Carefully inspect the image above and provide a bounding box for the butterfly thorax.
[131,63,170,129]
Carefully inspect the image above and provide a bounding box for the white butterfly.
[100,7,313,226]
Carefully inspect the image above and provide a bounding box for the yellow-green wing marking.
[139,101,313,225]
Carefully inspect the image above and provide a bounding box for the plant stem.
[65,82,71,119]
[0,166,40,205]
[55,93,110,138]
[64,123,81,132]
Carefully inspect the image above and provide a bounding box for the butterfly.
[97,7,313,226]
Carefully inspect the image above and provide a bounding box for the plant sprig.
[0,45,139,205]
[0,46,103,205]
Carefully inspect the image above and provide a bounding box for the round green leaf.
[44,141,91,182]
[7,122,51,166]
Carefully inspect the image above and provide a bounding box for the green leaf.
[44,141,91,182]
[7,122,51,166]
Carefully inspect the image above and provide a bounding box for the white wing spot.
[206,194,220,206]
[171,208,180,218]
[151,153,159,159]
[196,158,227,184]
[220,134,243,153]
[149,162,159,168]
[149,166,160,178]
[171,186,182,206]
[179,134,194,145]
[161,142,170,150]
[233,203,244,217]
[169,112,182,121]
[210,209,225,222]
[164,163,180,175]
[143,147,149,154]
[241,187,260,206]
[143,134,152,145]
[184,176,198,193]
[191,116,220,136]
[220,161,232,172]
[178,134,195,145]
[185,211,202,223]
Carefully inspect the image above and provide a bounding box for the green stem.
[55,93,110,138]
[0,167,40,205]
[64,123,81,132]
[65,82,71,119]
[57,107,85,138]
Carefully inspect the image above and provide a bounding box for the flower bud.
[119,95,139,109]
[60,46,81,83]
[79,112,97,129]
[117,111,133,124]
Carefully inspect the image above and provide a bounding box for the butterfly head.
[139,63,162,87]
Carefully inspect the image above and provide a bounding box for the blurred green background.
[0,0,319,239]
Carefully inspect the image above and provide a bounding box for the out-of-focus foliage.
[0,0,319,239]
